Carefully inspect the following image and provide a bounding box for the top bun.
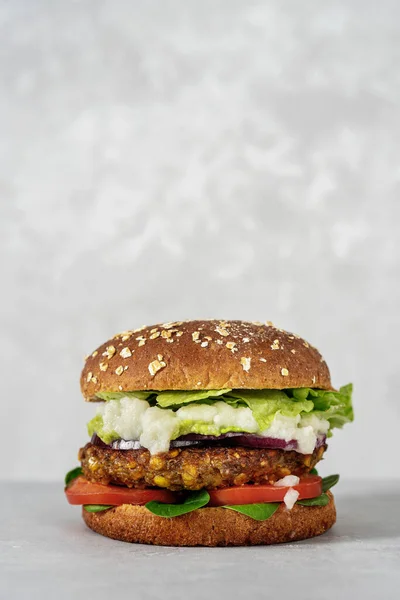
[81,320,332,401]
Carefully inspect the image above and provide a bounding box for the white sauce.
[261,413,329,454]
[274,475,300,487]
[283,488,300,510]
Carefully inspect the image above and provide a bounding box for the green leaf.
[322,474,340,492]
[155,389,231,408]
[310,467,319,476]
[83,504,113,513]
[223,503,279,521]
[65,467,83,486]
[297,493,330,507]
[291,385,354,430]
[96,391,153,401]
[226,389,314,431]
[145,490,210,518]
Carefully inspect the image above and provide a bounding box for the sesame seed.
[118,385,123,391]
[176,331,183,337]
[271,340,280,350]
[150,332,160,339]
[265,321,274,326]
[138,340,146,347]
[148,360,166,376]
[216,339,223,345]
[243,337,250,343]
[84,355,89,361]
[291,349,296,354]
[281,368,289,377]
[201,341,208,347]
[115,366,124,376]
[226,341,236,351]
[259,358,267,362]
[150,328,158,334]
[161,330,171,338]
[120,347,132,358]
[166,338,174,343]
[86,371,93,383]
[99,362,108,371]
[312,376,316,384]
[121,335,130,342]
[204,336,212,341]
[92,350,98,358]
[124,366,129,371]
[157,354,163,361]
[241,357,251,372]
[303,342,309,348]
[192,332,200,341]
[136,336,145,341]
[91,376,97,383]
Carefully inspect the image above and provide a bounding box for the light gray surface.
[1,480,399,599]
[2,0,400,481]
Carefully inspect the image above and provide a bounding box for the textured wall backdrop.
[1,0,399,481]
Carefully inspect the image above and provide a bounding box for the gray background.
[1,0,399,481]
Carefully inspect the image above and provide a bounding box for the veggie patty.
[79,443,326,491]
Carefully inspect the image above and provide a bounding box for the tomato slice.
[207,476,322,506]
[65,477,177,506]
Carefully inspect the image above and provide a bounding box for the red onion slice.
[91,433,326,452]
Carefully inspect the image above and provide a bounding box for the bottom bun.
[82,491,336,547]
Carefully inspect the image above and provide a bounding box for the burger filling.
[79,385,352,494]
[87,385,352,456]
[66,386,353,519]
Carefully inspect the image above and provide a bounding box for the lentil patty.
[79,443,326,491]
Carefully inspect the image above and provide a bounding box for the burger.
[65,320,353,546]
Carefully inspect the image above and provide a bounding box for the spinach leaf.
[224,503,279,521]
[310,467,319,476]
[297,493,330,507]
[65,467,83,486]
[322,474,339,492]
[146,490,210,518]
[83,504,113,513]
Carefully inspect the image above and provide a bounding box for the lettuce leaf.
[155,389,231,408]
[290,385,354,429]
[96,391,153,401]
[225,389,314,431]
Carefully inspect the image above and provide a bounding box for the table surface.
[1,480,399,600]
